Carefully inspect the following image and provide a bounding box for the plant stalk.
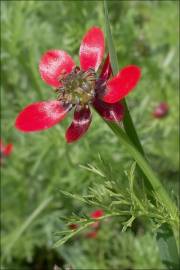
[103,1,179,268]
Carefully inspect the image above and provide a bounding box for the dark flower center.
[55,66,96,105]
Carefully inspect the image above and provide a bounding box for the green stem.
[103,0,151,197]
[104,1,144,155]
[106,121,177,216]
[103,1,179,268]
[103,0,177,215]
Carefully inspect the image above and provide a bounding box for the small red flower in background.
[15,26,141,143]
[91,209,104,219]
[90,209,104,230]
[0,139,13,164]
[86,209,104,238]
[68,209,104,239]
[153,102,169,119]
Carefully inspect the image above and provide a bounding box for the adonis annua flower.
[15,27,141,143]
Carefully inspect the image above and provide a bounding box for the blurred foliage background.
[1,1,179,269]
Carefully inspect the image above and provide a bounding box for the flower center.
[55,67,96,105]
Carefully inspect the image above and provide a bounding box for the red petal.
[103,65,141,103]
[15,101,70,132]
[99,54,112,81]
[39,50,75,88]
[91,209,104,219]
[4,144,13,156]
[93,98,124,122]
[66,107,92,143]
[79,27,105,71]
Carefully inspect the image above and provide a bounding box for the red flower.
[90,209,104,229]
[153,102,169,119]
[0,138,13,164]
[85,209,104,238]
[15,27,141,143]
[91,209,104,219]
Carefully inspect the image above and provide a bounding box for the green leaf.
[128,162,136,193]
[60,190,87,203]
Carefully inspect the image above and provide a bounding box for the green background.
[1,1,179,269]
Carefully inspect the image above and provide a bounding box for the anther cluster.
[55,67,96,106]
